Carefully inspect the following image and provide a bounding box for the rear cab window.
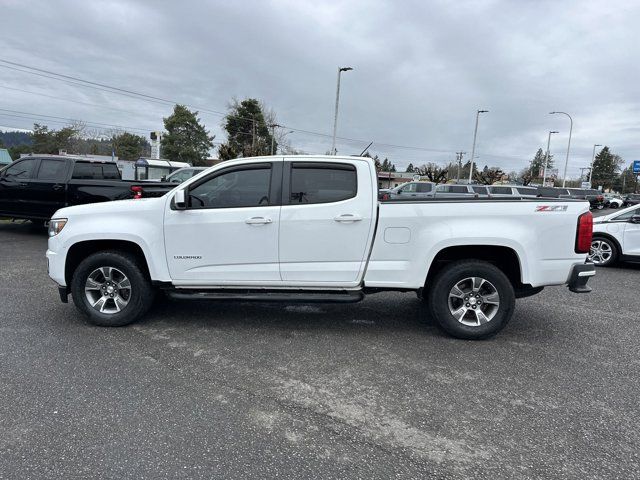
[72,162,120,180]
[289,163,357,204]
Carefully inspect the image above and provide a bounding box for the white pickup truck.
[46,155,596,339]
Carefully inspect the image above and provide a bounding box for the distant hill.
[0,130,32,147]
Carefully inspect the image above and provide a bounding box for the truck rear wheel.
[426,260,515,340]
[70,251,154,327]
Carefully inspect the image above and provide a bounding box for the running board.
[167,289,365,304]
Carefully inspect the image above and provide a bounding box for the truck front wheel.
[70,251,154,327]
[426,260,515,340]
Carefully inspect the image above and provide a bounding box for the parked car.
[623,194,640,207]
[434,184,489,198]
[590,204,640,266]
[603,193,624,209]
[0,155,175,222]
[386,181,435,200]
[566,188,605,210]
[488,185,539,198]
[47,155,595,340]
[163,167,208,183]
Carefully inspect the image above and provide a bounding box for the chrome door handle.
[245,217,272,225]
[334,214,363,222]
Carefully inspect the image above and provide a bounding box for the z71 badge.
[535,205,568,212]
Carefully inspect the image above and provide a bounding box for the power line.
[0,58,461,153]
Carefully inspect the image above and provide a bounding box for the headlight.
[48,218,67,237]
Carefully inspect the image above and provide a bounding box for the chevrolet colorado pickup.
[46,155,596,339]
[0,155,174,222]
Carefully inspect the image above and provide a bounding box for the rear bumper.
[567,262,596,293]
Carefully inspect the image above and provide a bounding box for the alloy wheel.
[589,240,613,265]
[84,266,132,314]
[448,277,500,327]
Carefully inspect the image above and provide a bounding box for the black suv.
[565,188,605,210]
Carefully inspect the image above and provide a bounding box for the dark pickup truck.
[0,155,175,221]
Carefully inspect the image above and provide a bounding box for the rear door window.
[416,183,432,193]
[436,185,448,193]
[472,186,488,194]
[516,187,538,195]
[290,163,357,204]
[37,159,67,181]
[449,185,468,194]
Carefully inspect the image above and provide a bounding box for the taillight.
[131,185,143,199]
[575,211,593,254]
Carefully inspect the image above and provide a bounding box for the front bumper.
[567,262,596,293]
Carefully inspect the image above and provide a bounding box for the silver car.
[435,184,490,198]
[387,181,436,199]
[488,185,539,198]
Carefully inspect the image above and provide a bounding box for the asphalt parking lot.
[1,218,638,479]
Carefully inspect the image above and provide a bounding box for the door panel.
[164,163,282,284]
[29,159,69,218]
[0,158,39,217]
[623,221,640,256]
[279,160,374,284]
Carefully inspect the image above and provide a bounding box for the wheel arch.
[423,245,524,291]
[65,240,151,286]
[591,232,622,253]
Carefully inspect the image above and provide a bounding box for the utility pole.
[251,116,256,155]
[468,110,488,183]
[331,67,353,155]
[455,151,466,182]
[270,123,280,155]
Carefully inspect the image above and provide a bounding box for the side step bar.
[166,288,365,304]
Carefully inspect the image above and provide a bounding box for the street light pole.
[588,144,602,186]
[331,67,353,155]
[543,130,559,186]
[550,111,573,187]
[468,109,488,183]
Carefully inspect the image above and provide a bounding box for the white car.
[46,155,595,340]
[603,194,624,209]
[590,204,640,266]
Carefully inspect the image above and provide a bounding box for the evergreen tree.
[591,146,622,190]
[406,163,415,173]
[112,132,147,161]
[161,105,215,166]
[218,98,275,159]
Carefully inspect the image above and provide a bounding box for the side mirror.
[160,175,167,181]
[630,215,640,224]
[174,189,187,210]
[397,189,403,194]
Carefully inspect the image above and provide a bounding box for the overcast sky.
[1,0,639,176]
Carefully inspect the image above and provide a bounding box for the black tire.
[70,250,154,327]
[426,260,515,340]
[589,236,618,267]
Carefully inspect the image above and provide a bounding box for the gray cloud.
[1,0,639,176]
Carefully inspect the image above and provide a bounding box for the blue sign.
[634,160,640,174]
